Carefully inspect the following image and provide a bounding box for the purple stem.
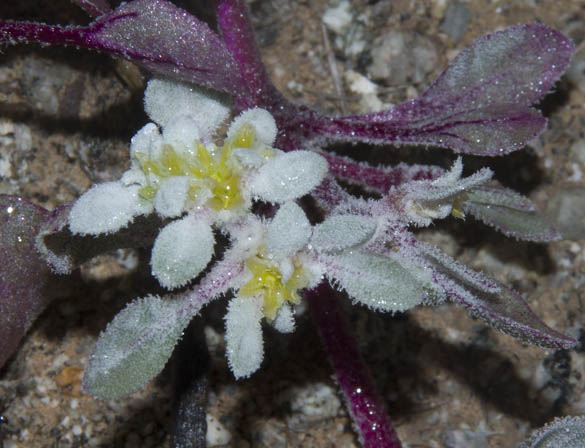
[0,21,94,47]
[215,0,285,110]
[306,282,402,448]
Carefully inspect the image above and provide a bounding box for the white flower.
[68,78,329,290]
[397,157,493,226]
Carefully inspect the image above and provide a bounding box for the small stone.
[547,187,585,240]
[322,0,353,35]
[206,414,231,447]
[368,31,438,85]
[287,382,341,421]
[440,0,472,42]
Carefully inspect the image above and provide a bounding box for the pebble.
[547,187,585,240]
[206,414,232,447]
[368,31,438,85]
[440,0,472,42]
[322,0,353,35]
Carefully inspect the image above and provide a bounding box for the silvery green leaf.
[311,215,377,252]
[83,294,193,399]
[325,251,425,313]
[518,416,585,448]
[462,185,561,242]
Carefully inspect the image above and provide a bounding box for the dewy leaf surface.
[84,250,244,399]
[0,0,245,96]
[462,185,561,241]
[518,416,585,448]
[418,242,575,349]
[0,196,53,368]
[83,294,193,399]
[321,25,573,155]
[324,251,425,313]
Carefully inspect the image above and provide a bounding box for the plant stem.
[306,282,402,448]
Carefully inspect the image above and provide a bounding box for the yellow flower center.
[135,124,259,210]
[239,254,308,320]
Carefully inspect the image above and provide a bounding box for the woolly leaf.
[265,202,311,258]
[83,294,192,399]
[518,416,585,448]
[311,215,377,252]
[249,151,328,203]
[0,196,54,368]
[319,25,573,155]
[224,296,264,379]
[462,185,561,241]
[0,0,245,95]
[151,216,215,289]
[325,251,425,313]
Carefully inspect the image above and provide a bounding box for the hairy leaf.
[83,294,193,399]
[418,242,575,349]
[462,185,561,241]
[84,251,244,399]
[318,25,573,155]
[323,251,426,313]
[519,416,585,448]
[0,0,245,95]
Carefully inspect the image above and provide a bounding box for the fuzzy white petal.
[144,79,229,137]
[130,123,163,160]
[273,304,295,334]
[151,216,215,289]
[162,116,201,154]
[69,182,153,235]
[227,108,277,146]
[225,296,264,379]
[266,202,311,258]
[121,167,147,186]
[154,177,190,218]
[311,215,377,252]
[232,147,264,167]
[250,151,328,203]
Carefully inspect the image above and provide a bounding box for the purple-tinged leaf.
[461,184,561,242]
[306,283,402,448]
[72,0,111,17]
[314,25,573,155]
[84,250,244,399]
[216,0,290,110]
[321,151,444,194]
[416,242,575,349]
[0,0,245,96]
[518,415,585,448]
[0,196,53,369]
